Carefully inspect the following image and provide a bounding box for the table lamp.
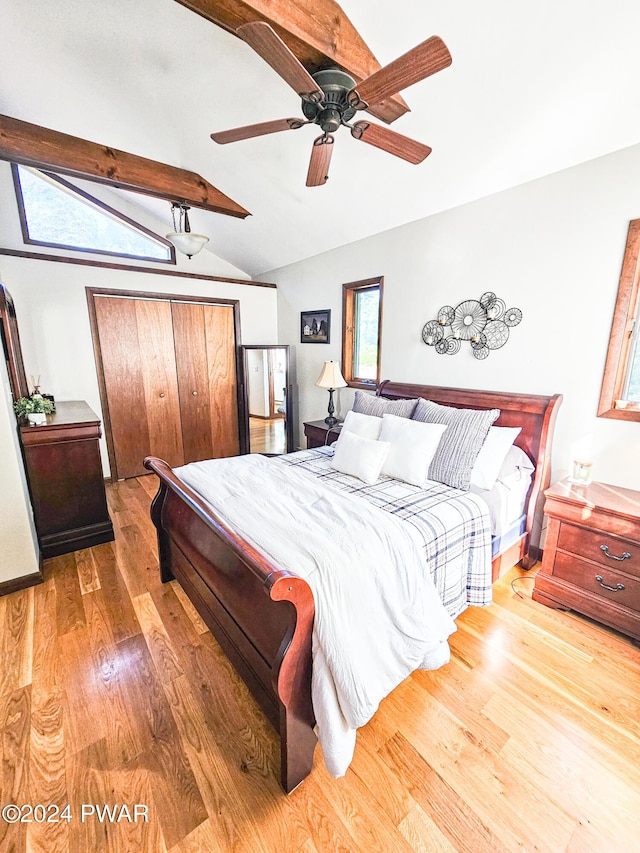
[315,361,347,426]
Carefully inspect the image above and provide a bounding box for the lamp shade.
[165,231,209,258]
[316,360,347,389]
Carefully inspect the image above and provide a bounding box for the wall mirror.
[241,345,293,455]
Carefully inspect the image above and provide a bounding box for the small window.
[342,276,383,388]
[12,164,175,263]
[598,218,640,420]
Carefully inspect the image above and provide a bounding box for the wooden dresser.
[20,401,114,558]
[533,479,640,640]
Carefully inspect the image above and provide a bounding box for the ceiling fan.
[211,22,452,187]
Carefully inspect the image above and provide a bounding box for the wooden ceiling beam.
[0,114,250,219]
[174,0,410,124]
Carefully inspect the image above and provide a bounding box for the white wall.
[260,143,640,489]
[0,343,39,583]
[247,349,269,417]
[1,257,278,477]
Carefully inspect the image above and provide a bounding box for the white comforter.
[175,454,456,777]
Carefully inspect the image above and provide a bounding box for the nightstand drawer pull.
[595,574,625,592]
[600,544,631,561]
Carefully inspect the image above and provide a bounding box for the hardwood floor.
[249,416,285,455]
[1,475,640,852]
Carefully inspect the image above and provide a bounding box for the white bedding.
[175,453,459,777]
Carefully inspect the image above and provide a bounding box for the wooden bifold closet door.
[92,293,239,480]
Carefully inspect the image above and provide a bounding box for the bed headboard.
[376,380,563,567]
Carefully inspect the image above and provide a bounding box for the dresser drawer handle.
[595,574,625,592]
[600,544,631,561]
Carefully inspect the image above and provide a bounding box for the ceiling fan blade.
[306,135,334,187]
[351,36,452,110]
[211,118,306,145]
[237,22,323,101]
[351,121,431,164]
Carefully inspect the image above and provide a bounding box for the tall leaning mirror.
[241,345,293,455]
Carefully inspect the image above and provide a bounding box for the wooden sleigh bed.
[144,381,562,792]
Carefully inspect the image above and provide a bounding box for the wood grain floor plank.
[137,473,160,498]
[398,802,459,853]
[91,542,141,644]
[75,548,101,596]
[384,680,576,851]
[51,553,85,636]
[115,633,207,849]
[161,673,266,853]
[454,614,640,764]
[83,588,146,766]
[379,732,510,853]
[411,654,510,754]
[58,625,107,756]
[132,591,183,684]
[163,630,311,853]
[313,762,417,853]
[0,586,33,698]
[27,578,68,853]
[65,738,166,853]
[485,686,640,842]
[170,580,209,636]
[168,818,228,853]
[0,686,31,853]
[112,522,161,600]
[349,732,414,827]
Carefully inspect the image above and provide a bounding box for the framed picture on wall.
[300,309,331,343]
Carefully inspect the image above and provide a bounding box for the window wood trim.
[12,163,177,264]
[598,218,640,421]
[342,276,384,389]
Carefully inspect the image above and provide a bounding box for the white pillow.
[378,414,448,487]
[330,430,390,485]
[338,409,383,442]
[470,426,522,490]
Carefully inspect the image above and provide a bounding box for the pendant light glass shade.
[166,202,209,259]
[165,230,209,258]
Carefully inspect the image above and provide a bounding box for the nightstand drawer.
[553,551,640,611]
[557,523,639,575]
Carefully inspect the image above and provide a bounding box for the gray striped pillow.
[412,398,500,490]
[353,390,418,419]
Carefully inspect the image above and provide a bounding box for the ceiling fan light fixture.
[166,202,209,259]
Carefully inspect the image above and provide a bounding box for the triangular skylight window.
[12,164,174,263]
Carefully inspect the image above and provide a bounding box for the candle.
[571,459,592,484]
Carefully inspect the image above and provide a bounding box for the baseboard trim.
[0,569,44,597]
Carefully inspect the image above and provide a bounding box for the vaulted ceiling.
[2,0,640,276]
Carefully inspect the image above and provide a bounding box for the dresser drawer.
[552,551,640,612]
[557,523,639,576]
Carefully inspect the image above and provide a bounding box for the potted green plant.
[13,395,55,426]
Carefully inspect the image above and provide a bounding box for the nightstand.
[303,420,342,449]
[533,479,640,640]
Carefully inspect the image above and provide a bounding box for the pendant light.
[166,202,209,259]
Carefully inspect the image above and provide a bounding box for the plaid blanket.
[274,446,493,616]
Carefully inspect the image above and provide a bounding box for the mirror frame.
[240,345,294,455]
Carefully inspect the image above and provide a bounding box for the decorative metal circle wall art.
[421,293,522,358]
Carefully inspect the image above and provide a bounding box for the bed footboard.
[145,456,317,793]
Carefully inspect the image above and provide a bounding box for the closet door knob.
[192,390,198,396]
[159,392,166,398]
